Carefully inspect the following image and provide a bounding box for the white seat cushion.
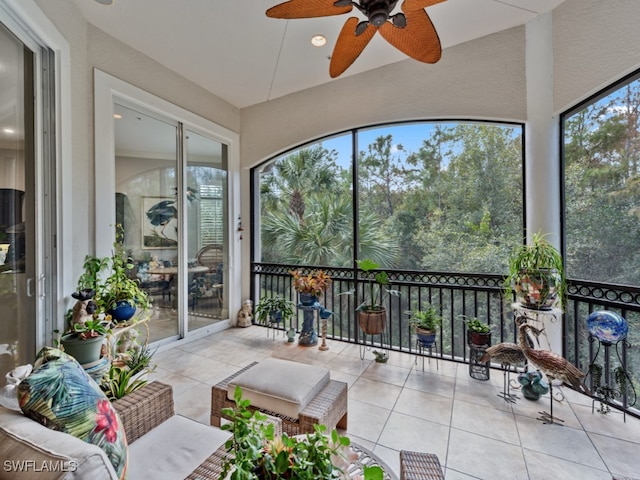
[228,358,330,419]
[127,415,230,480]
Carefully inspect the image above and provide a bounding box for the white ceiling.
[72,0,565,109]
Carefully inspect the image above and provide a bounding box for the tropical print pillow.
[17,347,128,479]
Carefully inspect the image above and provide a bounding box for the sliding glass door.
[186,130,228,330]
[112,101,229,343]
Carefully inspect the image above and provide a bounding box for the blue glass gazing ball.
[587,310,628,344]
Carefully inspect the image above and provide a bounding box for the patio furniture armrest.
[112,381,175,444]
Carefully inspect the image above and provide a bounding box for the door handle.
[26,277,34,297]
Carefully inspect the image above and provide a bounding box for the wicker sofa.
[0,381,233,479]
[0,380,445,479]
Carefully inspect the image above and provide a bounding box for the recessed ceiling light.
[311,35,327,47]
[94,0,114,5]
[3,128,15,134]
[113,113,122,119]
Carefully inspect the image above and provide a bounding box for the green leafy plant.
[255,295,296,325]
[101,346,156,400]
[72,318,109,339]
[504,231,566,310]
[220,386,384,480]
[76,255,110,292]
[407,304,442,332]
[463,317,491,333]
[351,259,400,312]
[99,227,150,312]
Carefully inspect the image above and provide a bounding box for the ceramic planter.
[514,268,560,310]
[415,327,437,348]
[298,293,318,306]
[60,333,104,365]
[108,300,136,322]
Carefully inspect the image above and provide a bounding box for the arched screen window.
[562,72,640,286]
[255,120,524,274]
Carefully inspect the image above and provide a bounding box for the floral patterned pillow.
[17,347,128,479]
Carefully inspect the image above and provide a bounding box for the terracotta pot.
[358,309,387,335]
[468,331,491,347]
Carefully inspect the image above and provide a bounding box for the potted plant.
[97,226,151,321]
[255,295,296,326]
[290,269,331,305]
[220,386,384,480]
[59,318,109,365]
[464,317,492,346]
[504,231,566,311]
[408,304,443,348]
[351,259,400,335]
[101,345,157,400]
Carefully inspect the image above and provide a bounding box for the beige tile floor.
[149,326,640,480]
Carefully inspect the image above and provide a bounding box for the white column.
[525,12,562,354]
[526,13,560,245]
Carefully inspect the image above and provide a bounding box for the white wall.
[33,0,241,302]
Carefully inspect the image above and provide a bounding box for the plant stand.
[414,337,438,371]
[468,344,490,381]
[587,335,637,422]
[359,332,390,361]
[297,302,319,346]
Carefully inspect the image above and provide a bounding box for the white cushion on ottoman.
[228,358,330,419]
[127,414,230,480]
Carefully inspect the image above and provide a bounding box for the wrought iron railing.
[251,263,639,419]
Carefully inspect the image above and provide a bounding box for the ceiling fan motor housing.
[362,0,398,27]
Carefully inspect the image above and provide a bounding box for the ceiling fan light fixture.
[311,34,327,47]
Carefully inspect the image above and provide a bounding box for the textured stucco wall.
[553,0,640,113]
[240,26,527,168]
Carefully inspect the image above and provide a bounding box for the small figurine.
[237,299,253,327]
[117,328,140,355]
[70,289,97,329]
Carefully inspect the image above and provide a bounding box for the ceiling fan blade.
[379,7,442,63]
[266,0,352,19]
[329,17,376,78]
[401,0,446,11]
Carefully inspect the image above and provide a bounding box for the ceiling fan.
[266,0,446,78]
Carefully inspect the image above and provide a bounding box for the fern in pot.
[408,304,442,348]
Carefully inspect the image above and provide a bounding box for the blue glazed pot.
[299,293,318,306]
[108,300,136,322]
[416,328,437,348]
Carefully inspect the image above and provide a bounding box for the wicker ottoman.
[399,451,445,480]
[211,360,348,435]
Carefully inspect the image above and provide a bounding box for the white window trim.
[94,69,241,335]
